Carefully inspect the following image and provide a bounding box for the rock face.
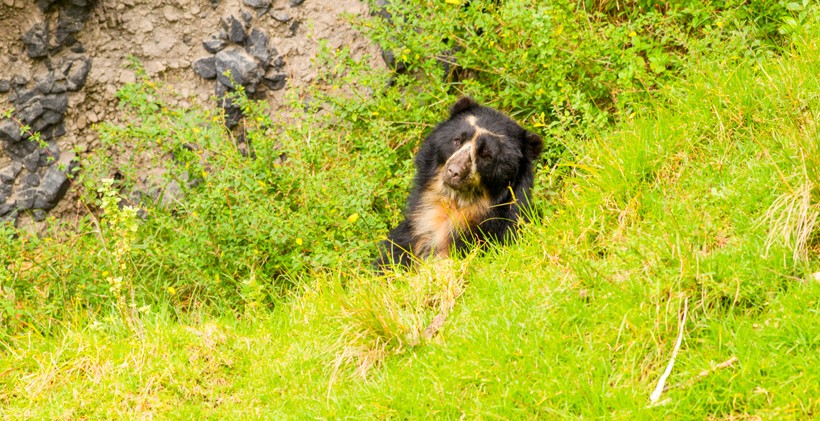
[215,47,262,89]
[0,0,385,226]
[22,23,49,59]
[0,0,93,223]
[192,11,288,129]
[193,56,217,79]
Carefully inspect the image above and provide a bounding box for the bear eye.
[477,141,493,159]
[452,134,467,145]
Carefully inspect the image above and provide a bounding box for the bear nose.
[447,166,460,179]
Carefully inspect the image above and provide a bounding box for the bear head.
[420,97,543,202]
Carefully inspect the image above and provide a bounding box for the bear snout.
[443,150,472,188]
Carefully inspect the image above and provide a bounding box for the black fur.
[375,97,543,269]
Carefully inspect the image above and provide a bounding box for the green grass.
[1,258,818,418]
[2,4,820,420]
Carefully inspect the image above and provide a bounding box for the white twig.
[649,297,688,405]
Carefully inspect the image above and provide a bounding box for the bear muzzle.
[443,147,475,190]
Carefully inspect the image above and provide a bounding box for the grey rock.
[23,173,40,188]
[209,0,219,9]
[160,180,184,207]
[12,88,38,106]
[4,139,37,160]
[241,10,253,27]
[16,189,36,209]
[0,79,9,93]
[215,81,230,98]
[262,70,286,91]
[245,0,270,15]
[35,72,55,94]
[32,209,47,222]
[40,93,68,113]
[0,203,15,218]
[33,166,72,210]
[222,15,246,43]
[289,0,305,6]
[246,28,270,63]
[63,56,91,91]
[192,56,217,79]
[215,84,242,128]
[288,20,300,37]
[0,184,11,203]
[0,162,22,184]
[11,75,28,86]
[0,119,21,143]
[55,4,91,48]
[270,54,285,69]
[128,189,150,208]
[31,110,63,133]
[243,0,270,8]
[38,142,60,166]
[21,23,49,59]
[19,100,45,124]
[203,34,228,54]
[22,150,40,172]
[381,47,407,72]
[371,0,392,21]
[51,80,67,93]
[272,12,292,22]
[40,122,66,140]
[214,46,262,89]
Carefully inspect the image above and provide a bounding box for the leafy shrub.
[364,0,806,139]
[81,70,415,312]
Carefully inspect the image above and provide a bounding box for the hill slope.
[3,12,820,420]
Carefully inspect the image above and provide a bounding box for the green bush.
[365,0,805,136]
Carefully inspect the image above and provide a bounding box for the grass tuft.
[331,257,470,381]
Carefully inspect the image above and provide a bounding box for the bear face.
[375,97,543,269]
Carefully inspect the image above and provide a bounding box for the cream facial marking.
[443,138,479,193]
[446,116,504,185]
[465,115,505,140]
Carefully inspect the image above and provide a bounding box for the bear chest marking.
[410,178,490,258]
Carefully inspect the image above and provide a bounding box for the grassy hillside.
[2,1,820,418]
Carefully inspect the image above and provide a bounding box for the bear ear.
[449,97,479,117]
[523,130,543,161]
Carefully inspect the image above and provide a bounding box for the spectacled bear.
[375,97,543,269]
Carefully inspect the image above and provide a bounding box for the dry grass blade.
[762,181,819,262]
[649,297,688,406]
[419,258,469,340]
[698,356,739,377]
[760,125,820,263]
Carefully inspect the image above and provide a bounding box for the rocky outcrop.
[0,0,384,226]
[192,11,287,129]
[0,0,94,222]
